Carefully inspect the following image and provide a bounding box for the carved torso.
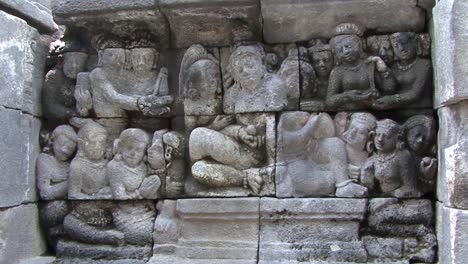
[70,156,108,195]
[108,159,147,194]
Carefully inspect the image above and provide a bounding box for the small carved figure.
[361,119,422,197]
[326,23,380,109]
[366,35,398,95]
[189,115,269,194]
[76,48,173,118]
[43,52,88,122]
[308,40,333,99]
[180,45,222,115]
[278,48,303,109]
[68,121,111,199]
[224,43,288,113]
[403,115,437,193]
[373,32,432,109]
[108,129,161,200]
[277,112,367,197]
[342,113,377,182]
[163,131,186,197]
[37,125,78,200]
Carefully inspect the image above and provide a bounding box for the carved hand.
[211,115,236,131]
[239,127,265,149]
[348,164,361,181]
[420,157,437,179]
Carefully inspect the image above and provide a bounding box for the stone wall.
[0,0,56,263]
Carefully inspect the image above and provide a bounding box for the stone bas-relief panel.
[38,120,183,200]
[40,200,156,263]
[184,113,276,197]
[151,198,259,264]
[259,198,436,263]
[277,112,436,198]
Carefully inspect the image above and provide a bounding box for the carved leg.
[192,160,244,188]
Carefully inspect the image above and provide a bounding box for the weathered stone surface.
[160,0,261,48]
[259,198,367,263]
[437,203,468,264]
[0,11,48,116]
[433,0,468,107]
[185,113,276,197]
[0,0,57,32]
[0,204,47,264]
[0,107,40,207]
[261,0,425,43]
[152,198,259,264]
[18,256,56,264]
[438,101,468,209]
[52,0,169,48]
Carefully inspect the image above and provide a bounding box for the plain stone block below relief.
[0,107,40,208]
[0,0,57,32]
[152,198,259,264]
[159,0,261,48]
[433,0,468,108]
[438,101,468,209]
[0,10,48,116]
[259,198,368,263]
[0,204,47,264]
[261,0,425,43]
[437,203,468,264]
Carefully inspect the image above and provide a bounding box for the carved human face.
[407,126,431,154]
[278,59,300,93]
[121,140,147,168]
[131,48,156,72]
[374,125,398,153]
[82,133,107,161]
[53,134,77,161]
[343,120,369,150]
[187,60,220,100]
[312,50,333,78]
[63,52,88,79]
[232,54,265,90]
[100,48,126,69]
[367,35,394,65]
[391,33,417,61]
[333,35,362,64]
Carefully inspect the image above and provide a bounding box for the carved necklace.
[397,60,417,72]
[376,151,397,163]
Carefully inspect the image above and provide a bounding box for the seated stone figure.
[373,32,432,109]
[403,115,437,193]
[276,112,366,197]
[361,119,422,197]
[179,44,222,115]
[223,43,288,113]
[108,128,161,200]
[189,115,268,194]
[75,48,173,118]
[37,125,78,200]
[326,23,382,110]
[68,121,112,199]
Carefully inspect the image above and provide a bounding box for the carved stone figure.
[43,52,88,122]
[40,201,70,252]
[108,129,161,200]
[276,112,367,198]
[58,201,155,261]
[223,43,288,113]
[163,131,186,198]
[37,125,77,200]
[403,115,437,193]
[68,121,111,199]
[342,112,377,184]
[188,114,275,196]
[75,48,173,118]
[372,32,432,109]
[278,48,301,110]
[366,35,394,66]
[361,119,422,197]
[326,23,380,109]
[180,45,222,115]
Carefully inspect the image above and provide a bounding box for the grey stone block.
[433,0,468,107]
[261,0,425,43]
[160,0,261,48]
[18,256,56,264]
[438,101,468,209]
[0,11,48,116]
[52,0,155,15]
[0,0,57,32]
[437,203,468,264]
[0,204,47,264]
[152,198,259,263]
[0,107,41,207]
[259,198,367,263]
